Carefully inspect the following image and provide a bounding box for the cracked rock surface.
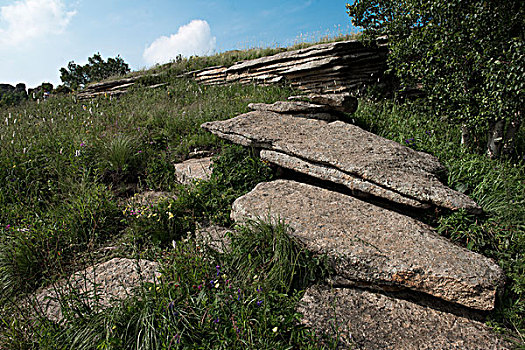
[231,180,504,310]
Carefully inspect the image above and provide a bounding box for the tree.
[347,0,524,157]
[60,53,130,91]
[0,83,28,107]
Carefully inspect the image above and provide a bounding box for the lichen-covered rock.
[195,225,232,253]
[33,258,160,322]
[298,286,512,350]
[231,180,504,310]
[174,157,213,185]
[202,111,481,213]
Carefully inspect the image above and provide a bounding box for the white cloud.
[0,0,76,46]
[143,19,216,65]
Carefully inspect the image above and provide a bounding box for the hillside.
[0,40,523,349]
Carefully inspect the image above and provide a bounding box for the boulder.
[231,180,504,310]
[202,112,481,213]
[298,286,512,349]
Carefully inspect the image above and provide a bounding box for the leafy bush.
[347,0,524,157]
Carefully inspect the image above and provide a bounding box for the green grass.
[0,36,524,348]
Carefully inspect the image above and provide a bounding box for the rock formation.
[202,107,481,213]
[77,75,166,100]
[298,286,512,349]
[199,92,510,347]
[187,40,388,95]
[231,180,504,310]
[32,258,160,322]
[174,157,213,185]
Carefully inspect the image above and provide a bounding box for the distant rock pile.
[77,75,166,100]
[201,94,511,348]
[187,40,388,95]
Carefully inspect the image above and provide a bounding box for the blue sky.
[0,0,357,88]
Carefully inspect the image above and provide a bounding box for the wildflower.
[272,326,278,333]
[167,212,174,220]
[5,225,11,229]
[80,142,85,147]
[256,300,263,307]
[213,317,219,323]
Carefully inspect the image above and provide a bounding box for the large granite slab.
[231,180,504,310]
[202,111,481,213]
[298,286,512,349]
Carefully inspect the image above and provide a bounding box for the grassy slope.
[0,46,523,348]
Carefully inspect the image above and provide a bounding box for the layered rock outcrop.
[187,40,388,94]
[77,75,166,100]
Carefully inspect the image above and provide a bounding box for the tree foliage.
[347,0,524,157]
[59,53,130,90]
[0,83,27,107]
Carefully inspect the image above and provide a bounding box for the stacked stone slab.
[187,40,388,95]
[200,95,511,348]
[202,101,481,213]
[77,74,166,100]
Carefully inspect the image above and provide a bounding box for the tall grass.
[0,37,523,347]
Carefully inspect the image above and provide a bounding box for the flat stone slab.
[202,111,481,213]
[174,157,212,185]
[288,93,358,114]
[298,286,512,349]
[195,224,232,254]
[248,101,341,121]
[231,180,504,310]
[32,258,160,322]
